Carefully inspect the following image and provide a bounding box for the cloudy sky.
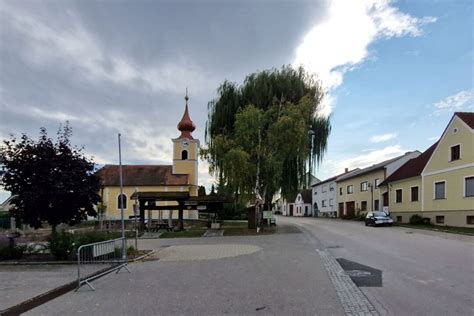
[0,0,473,202]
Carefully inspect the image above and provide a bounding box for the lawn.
[397,224,474,236]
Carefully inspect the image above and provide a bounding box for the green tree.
[202,66,330,208]
[0,124,101,231]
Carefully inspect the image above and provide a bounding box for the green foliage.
[0,123,101,229]
[49,231,75,260]
[202,66,330,206]
[0,244,26,260]
[357,212,367,221]
[409,214,424,225]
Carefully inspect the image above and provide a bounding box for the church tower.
[172,91,199,196]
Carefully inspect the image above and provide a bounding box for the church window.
[181,150,188,160]
[117,193,127,210]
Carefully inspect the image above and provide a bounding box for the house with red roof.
[96,94,200,221]
[379,112,473,227]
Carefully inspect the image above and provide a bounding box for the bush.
[0,244,26,260]
[49,231,75,260]
[357,212,367,221]
[409,214,424,225]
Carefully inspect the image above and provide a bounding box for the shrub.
[49,231,75,260]
[0,244,26,260]
[409,214,424,225]
[357,212,367,221]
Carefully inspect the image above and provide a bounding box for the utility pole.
[118,133,126,261]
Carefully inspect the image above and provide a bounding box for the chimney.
[345,168,349,173]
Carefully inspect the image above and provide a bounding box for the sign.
[263,211,273,219]
[133,204,140,216]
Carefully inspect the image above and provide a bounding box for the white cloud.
[433,90,473,112]
[293,0,436,116]
[0,4,213,94]
[325,145,408,175]
[370,133,397,143]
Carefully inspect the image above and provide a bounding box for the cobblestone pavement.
[155,244,261,261]
[318,249,378,316]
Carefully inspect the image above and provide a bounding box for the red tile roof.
[379,142,438,186]
[455,112,474,129]
[97,165,189,186]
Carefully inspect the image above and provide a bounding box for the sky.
[0,0,473,203]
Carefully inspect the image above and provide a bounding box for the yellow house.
[336,151,421,217]
[382,112,473,227]
[96,94,200,221]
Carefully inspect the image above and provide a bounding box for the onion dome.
[177,90,196,139]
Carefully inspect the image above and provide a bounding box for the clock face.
[181,139,189,147]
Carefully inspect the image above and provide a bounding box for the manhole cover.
[345,270,372,277]
[327,245,342,249]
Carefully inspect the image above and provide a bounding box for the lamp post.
[118,134,126,261]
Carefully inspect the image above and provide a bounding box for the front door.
[345,201,355,217]
[289,204,294,216]
[383,192,389,207]
[338,203,344,217]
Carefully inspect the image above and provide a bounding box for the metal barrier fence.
[76,237,130,291]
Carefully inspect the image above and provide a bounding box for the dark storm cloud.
[0,0,328,182]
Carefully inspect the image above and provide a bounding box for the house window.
[322,185,327,193]
[411,186,419,202]
[117,193,127,210]
[465,177,474,197]
[329,199,334,206]
[436,216,445,224]
[450,145,460,161]
[361,181,368,192]
[330,185,334,191]
[361,201,367,211]
[347,185,353,194]
[374,199,379,211]
[467,216,474,225]
[181,150,188,160]
[435,181,445,200]
[396,189,402,203]
[322,200,327,207]
[339,187,343,195]
[375,178,380,188]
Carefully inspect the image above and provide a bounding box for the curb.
[0,250,154,315]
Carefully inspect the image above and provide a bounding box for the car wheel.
[365,221,368,226]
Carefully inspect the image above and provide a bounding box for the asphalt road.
[26,227,345,315]
[279,215,474,316]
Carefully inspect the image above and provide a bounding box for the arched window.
[117,193,127,210]
[181,150,188,160]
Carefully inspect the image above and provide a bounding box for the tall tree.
[0,124,101,231]
[202,66,331,208]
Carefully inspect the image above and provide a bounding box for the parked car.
[365,211,393,227]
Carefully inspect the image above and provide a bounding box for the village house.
[336,151,421,217]
[96,95,199,221]
[294,189,313,216]
[312,168,360,217]
[380,112,474,227]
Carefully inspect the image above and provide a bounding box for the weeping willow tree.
[201,66,331,209]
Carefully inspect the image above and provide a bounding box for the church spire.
[177,88,196,139]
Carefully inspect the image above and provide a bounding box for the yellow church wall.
[102,185,191,219]
[172,139,199,159]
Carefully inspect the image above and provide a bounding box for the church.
[96,94,200,221]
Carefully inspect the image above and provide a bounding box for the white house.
[294,189,313,216]
[312,169,360,217]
